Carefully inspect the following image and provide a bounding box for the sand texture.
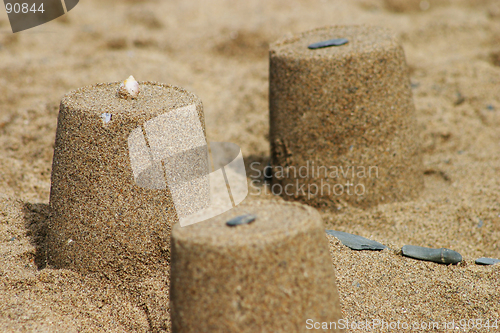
[1,0,500,332]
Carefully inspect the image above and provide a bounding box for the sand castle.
[269,25,424,209]
[170,200,343,332]
[47,78,208,276]
[46,79,210,329]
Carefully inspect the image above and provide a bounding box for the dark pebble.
[8,236,16,242]
[402,245,462,264]
[264,162,272,181]
[308,38,348,49]
[226,214,256,227]
[475,257,500,265]
[454,92,465,106]
[325,230,387,251]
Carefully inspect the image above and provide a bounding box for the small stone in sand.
[100,113,112,124]
[264,162,272,181]
[325,230,388,251]
[475,257,500,265]
[226,214,256,227]
[402,245,462,264]
[308,38,348,49]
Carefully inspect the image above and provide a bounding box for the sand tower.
[170,200,343,333]
[46,79,210,329]
[269,25,423,209]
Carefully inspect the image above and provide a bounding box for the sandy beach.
[0,0,499,331]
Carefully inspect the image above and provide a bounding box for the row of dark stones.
[325,229,500,266]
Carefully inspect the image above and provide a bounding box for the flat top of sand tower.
[61,81,200,118]
[270,25,399,59]
[172,201,322,247]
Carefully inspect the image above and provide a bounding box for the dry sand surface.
[1,0,500,332]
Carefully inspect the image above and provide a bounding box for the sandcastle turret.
[46,78,210,329]
[169,200,344,332]
[269,25,423,209]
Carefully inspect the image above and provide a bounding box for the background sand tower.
[46,81,209,330]
[170,200,343,333]
[269,25,423,209]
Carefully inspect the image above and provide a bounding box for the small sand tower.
[169,200,343,333]
[269,25,423,209]
[46,78,210,329]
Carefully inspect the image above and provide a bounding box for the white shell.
[117,75,139,99]
[101,113,112,124]
[124,75,139,97]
